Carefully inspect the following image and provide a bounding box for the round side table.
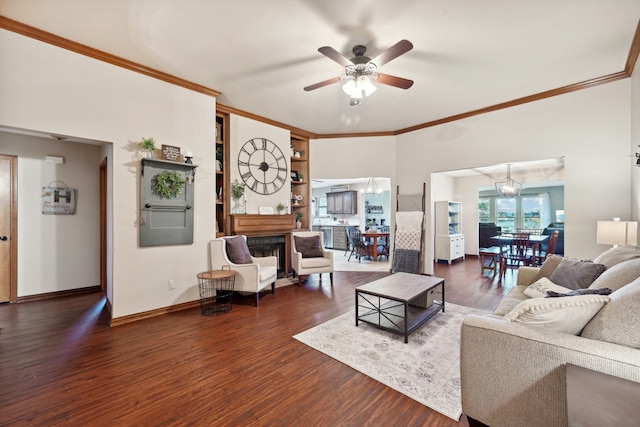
[197,268,236,316]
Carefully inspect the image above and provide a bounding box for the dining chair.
[376,226,391,261]
[348,228,371,262]
[500,233,534,280]
[534,229,559,266]
[344,225,354,256]
[517,228,543,235]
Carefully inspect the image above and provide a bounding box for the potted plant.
[298,172,304,183]
[295,211,303,228]
[276,202,286,214]
[140,137,157,158]
[231,179,245,214]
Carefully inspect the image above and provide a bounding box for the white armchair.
[209,236,277,306]
[291,231,334,287]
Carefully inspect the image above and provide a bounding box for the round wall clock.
[237,138,288,195]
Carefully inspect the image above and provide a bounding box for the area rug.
[293,303,486,420]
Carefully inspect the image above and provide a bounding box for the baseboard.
[16,285,102,303]
[110,299,200,327]
[109,279,297,327]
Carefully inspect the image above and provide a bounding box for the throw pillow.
[588,258,640,292]
[581,277,640,349]
[545,288,612,298]
[532,254,564,283]
[225,236,252,264]
[524,277,572,298]
[549,258,606,290]
[295,235,324,258]
[593,246,640,269]
[504,295,610,335]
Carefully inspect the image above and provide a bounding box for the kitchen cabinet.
[327,191,357,215]
[332,227,348,250]
[311,225,348,250]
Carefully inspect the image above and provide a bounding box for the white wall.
[310,136,396,181]
[0,29,217,318]
[0,132,102,296]
[397,80,631,273]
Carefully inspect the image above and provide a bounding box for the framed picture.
[42,186,76,215]
[161,144,181,161]
[290,170,299,181]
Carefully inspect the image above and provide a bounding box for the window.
[495,198,516,233]
[478,198,491,223]
[316,196,327,217]
[479,193,552,232]
[522,196,542,229]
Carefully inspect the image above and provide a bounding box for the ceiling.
[1,1,639,136]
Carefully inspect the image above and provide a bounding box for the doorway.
[0,154,17,303]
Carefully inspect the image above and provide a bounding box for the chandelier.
[495,164,522,197]
[361,177,381,196]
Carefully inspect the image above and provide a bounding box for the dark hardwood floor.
[0,257,516,426]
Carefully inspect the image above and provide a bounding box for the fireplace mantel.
[230,214,296,276]
[230,214,295,236]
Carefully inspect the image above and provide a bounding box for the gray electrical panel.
[139,158,198,247]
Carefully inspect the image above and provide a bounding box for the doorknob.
[0,236,7,241]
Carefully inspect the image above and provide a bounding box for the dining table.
[362,231,390,262]
[490,233,549,266]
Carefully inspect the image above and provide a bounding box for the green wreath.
[153,170,186,199]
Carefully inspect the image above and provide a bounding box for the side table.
[197,268,236,316]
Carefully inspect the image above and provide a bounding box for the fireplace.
[230,214,296,277]
[246,236,287,278]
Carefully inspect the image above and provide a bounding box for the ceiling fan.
[304,40,414,106]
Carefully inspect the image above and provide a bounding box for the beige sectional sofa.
[460,246,640,427]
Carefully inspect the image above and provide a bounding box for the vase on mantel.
[146,149,154,159]
[232,197,245,214]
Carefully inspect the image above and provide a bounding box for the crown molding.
[394,71,629,135]
[2,15,638,139]
[0,16,221,98]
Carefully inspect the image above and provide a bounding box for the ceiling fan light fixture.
[342,76,377,99]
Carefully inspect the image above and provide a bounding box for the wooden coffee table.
[355,272,445,343]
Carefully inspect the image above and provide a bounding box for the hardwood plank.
[0,261,515,426]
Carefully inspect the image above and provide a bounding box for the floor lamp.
[596,219,638,248]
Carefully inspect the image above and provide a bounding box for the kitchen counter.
[311,224,351,250]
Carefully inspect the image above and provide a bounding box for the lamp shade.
[597,220,638,246]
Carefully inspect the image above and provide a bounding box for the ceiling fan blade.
[304,76,342,92]
[318,46,354,67]
[369,40,413,67]
[374,73,414,89]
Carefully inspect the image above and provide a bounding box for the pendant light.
[495,164,522,197]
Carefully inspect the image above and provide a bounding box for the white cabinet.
[435,235,465,264]
[435,201,465,263]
